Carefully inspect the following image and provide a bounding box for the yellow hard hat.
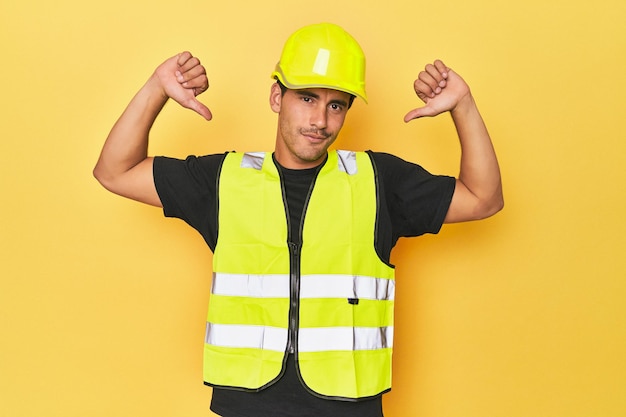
[271,23,367,103]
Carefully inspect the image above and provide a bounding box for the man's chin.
[293,149,329,166]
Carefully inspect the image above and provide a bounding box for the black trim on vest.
[213,151,230,248]
[366,151,394,269]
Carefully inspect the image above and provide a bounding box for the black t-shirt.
[153,151,455,417]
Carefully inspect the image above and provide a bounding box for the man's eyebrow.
[330,98,349,107]
[295,90,349,107]
[295,90,320,99]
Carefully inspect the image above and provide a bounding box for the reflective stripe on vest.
[212,272,395,300]
[205,150,395,399]
[206,322,393,352]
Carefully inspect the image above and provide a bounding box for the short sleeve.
[153,153,226,251]
[369,151,455,241]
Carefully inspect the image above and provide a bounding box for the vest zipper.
[286,241,301,354]
[274,154,326,360]
[275,156,323,356]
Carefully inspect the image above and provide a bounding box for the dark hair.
[275,80,355,109]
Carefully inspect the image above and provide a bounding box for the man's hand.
[153,51,212,120]
[404,60,471,122]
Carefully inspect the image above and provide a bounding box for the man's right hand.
[153,51,212,120]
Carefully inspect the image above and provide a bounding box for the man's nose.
[310,105,327,129]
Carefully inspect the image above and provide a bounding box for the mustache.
[299,128,331,138]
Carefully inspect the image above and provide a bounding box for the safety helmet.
[271,23,367,103]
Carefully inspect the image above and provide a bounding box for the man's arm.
[404,60,504,223]
[93,52,211,207]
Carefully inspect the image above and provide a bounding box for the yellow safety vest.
[204,150,395,400]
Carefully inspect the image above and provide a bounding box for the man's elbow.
[93,164,112,190]
[93,163,124,195]
[477,192,504,219]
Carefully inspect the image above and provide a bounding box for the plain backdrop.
[1,0,625,416]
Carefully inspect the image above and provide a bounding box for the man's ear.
[269,82,282,113]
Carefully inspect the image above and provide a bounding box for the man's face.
[270,83,351,169]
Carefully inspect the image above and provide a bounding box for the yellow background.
[1,0,625,416]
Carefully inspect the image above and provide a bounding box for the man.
[94,23,502,417]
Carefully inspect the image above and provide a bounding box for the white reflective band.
[212,273,394,301]
[205,323,393,352]
[212,273,290,297]
[336,150,358,175]
[312,48,331,75]
[205,322,287,352]
[299,326,393,352]
[301,275,394,301]
[239,150,357,172]
[241,152,265,170]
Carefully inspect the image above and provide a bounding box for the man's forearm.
[450,94,504,218]
[93,75,167,185]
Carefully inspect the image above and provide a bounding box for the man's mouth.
[301,129,330,141]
